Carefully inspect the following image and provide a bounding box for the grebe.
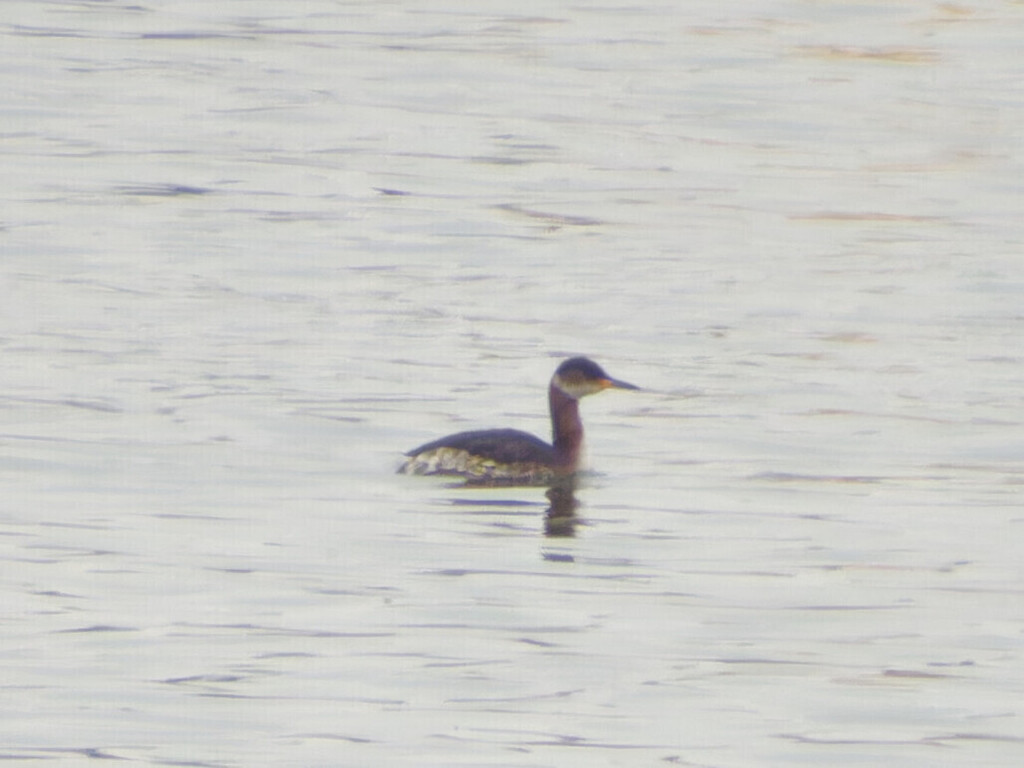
[399,357,638,485]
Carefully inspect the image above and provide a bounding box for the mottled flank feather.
[399,428,558,485]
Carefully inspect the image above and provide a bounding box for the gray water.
[2,1,1023,766]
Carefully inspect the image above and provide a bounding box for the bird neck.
[549,383,583,470]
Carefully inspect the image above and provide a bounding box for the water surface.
[2,1,1022,766]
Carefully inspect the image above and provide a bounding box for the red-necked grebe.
[399,357,638,485]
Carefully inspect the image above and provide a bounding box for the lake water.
[2,1,1023,766]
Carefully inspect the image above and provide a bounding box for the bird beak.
[601,377,639,391]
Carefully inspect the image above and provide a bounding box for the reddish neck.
[549,383,583,471]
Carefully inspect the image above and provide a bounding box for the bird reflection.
[543,476,580,537]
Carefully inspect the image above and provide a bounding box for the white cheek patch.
[553,375,602,400]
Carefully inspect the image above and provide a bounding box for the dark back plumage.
[405,428,554,466]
